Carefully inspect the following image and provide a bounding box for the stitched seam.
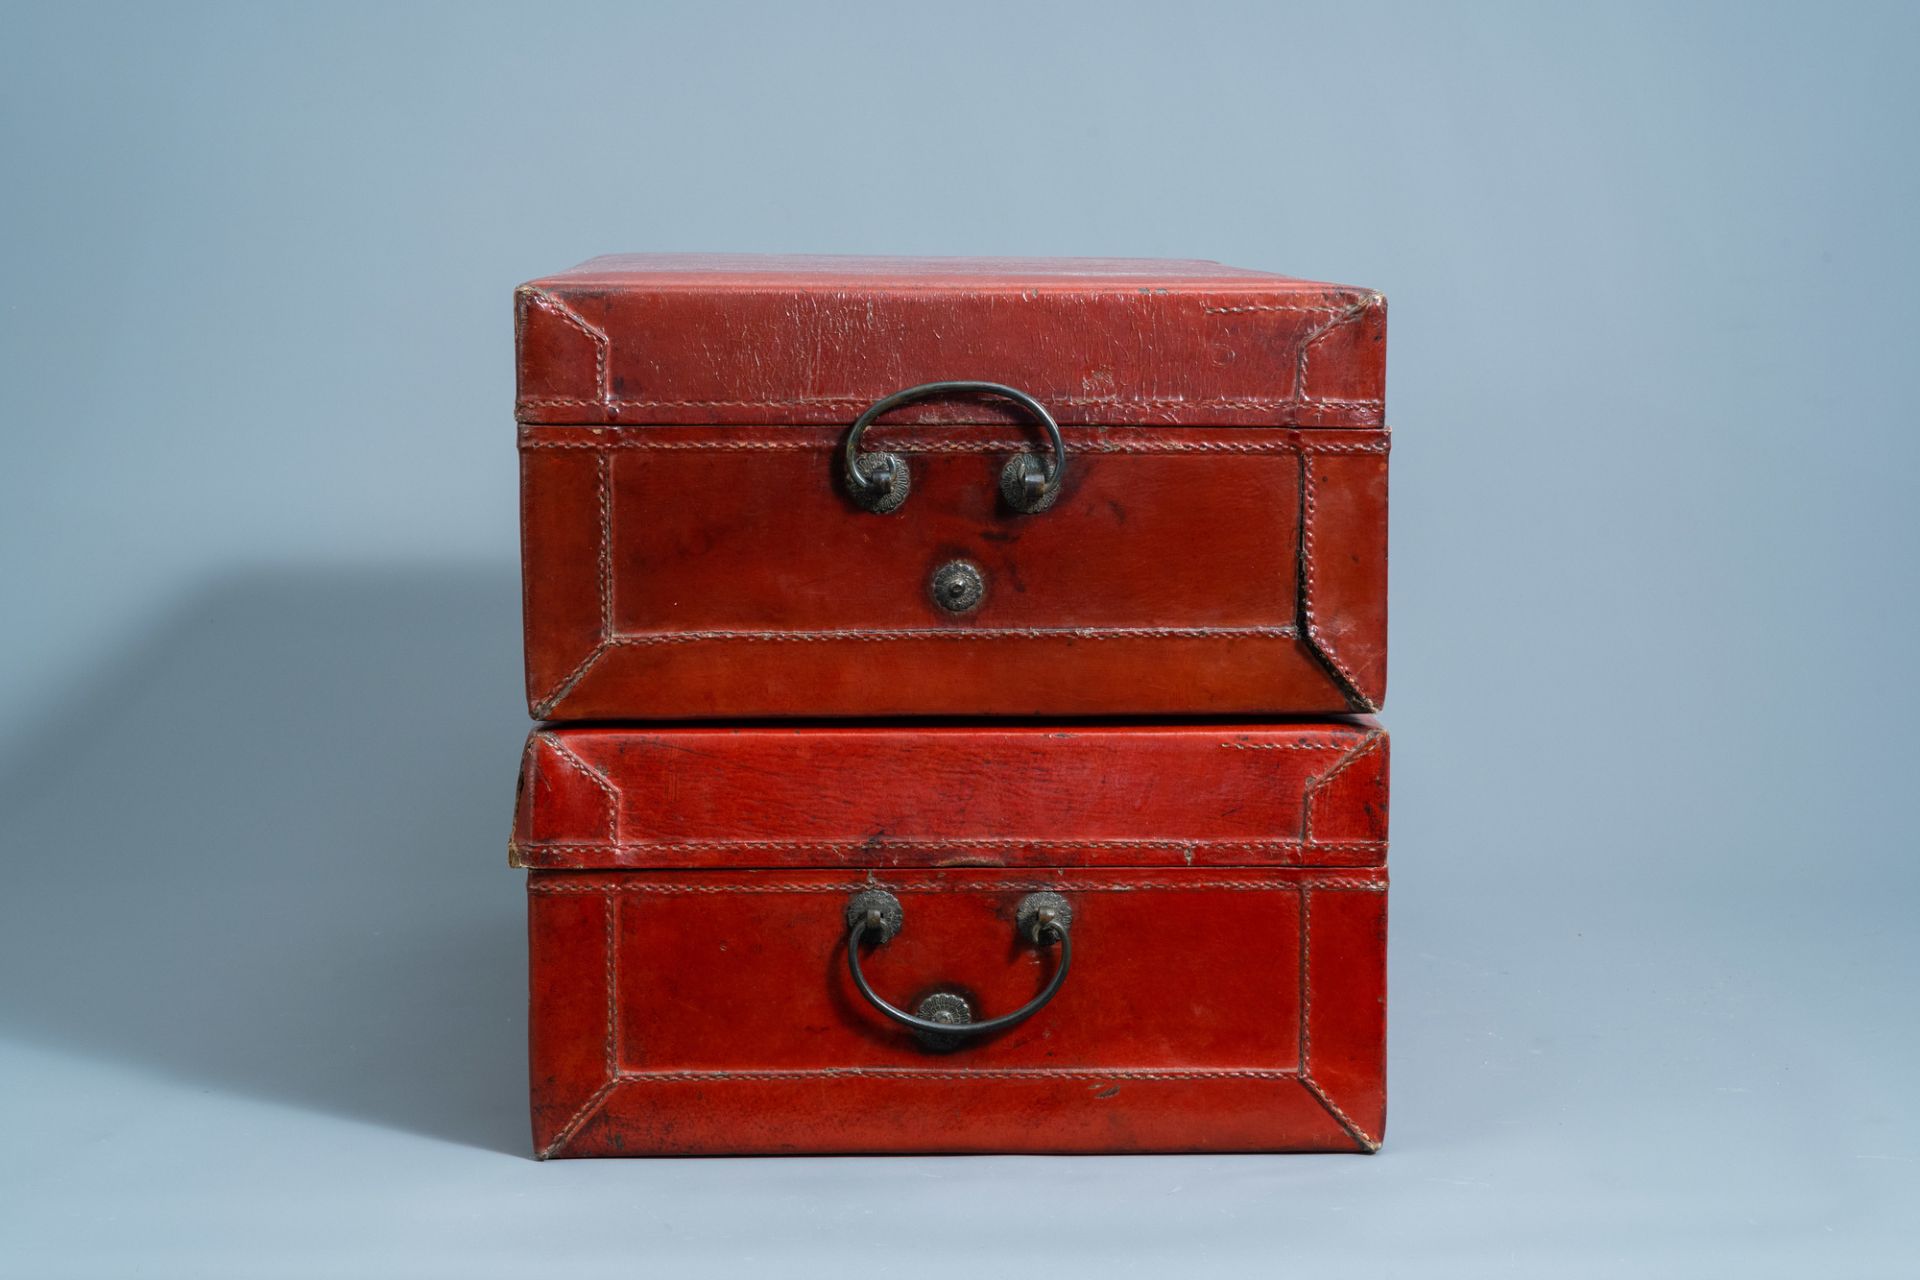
[1201,303,1352,315]
[1303,729,1385,845]
[1295,295,1379,406]
[1298,454,1375,712]
[604,892,618,1075]
[1298,884,1311,1077]
[512,838,1387,852]
[528,446,616,717]
[1301,1075,1380,1153]
[538,1077,619,1160]
[530,640,609,719]
[537,431,1362,663]
[521,289,610,408]
[517,437,1390,456]
[601,625,1298,645]
[1301,886,1318,1080]
[515,842,1383,867]
[1299,881,1382,1152]
[507,736,539,869]
[517,395,1384,412]
[597,450,613,638]
[1219,740,1357,751]
[536,888,623,1159]
[607,1067,1300,1083]
[526,877,1387,895]
[536,734,619,841]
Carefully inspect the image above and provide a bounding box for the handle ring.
[843,380,1068,515]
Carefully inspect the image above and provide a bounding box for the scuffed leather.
[510,721,1388,870]
[511,258,1395,1157]
[516,255,1386,428]
[520,722,1389,1157]
[517,429,1389,719]
[516,256,1389,721]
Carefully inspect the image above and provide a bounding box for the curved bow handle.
[843,381,1069,515]
[843,889,1073,1050]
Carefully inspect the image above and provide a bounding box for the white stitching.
[510,840,1386,869]
[519,289,610,408]
[1297,882,1383,1152]
[509,735,539,862]
[517,395,1383,413]
[1299,456,1376,711]
[535,879,1383,1155]
[525,876,1387,895]
[1295,294,1381,405]
[1220,740,1358,751]
[517,435,1390,456]
[596,450,613,638]
[603,892,618,1075]
[611,1067,1300,1083]
[1297,882,1311,1076]
[527,445,615,717]
[1304,730,1386,844]
[530,640,608,719]
[524,428,1383,715]
[602,625,1298,646]
[538,1077,619,1160]
[1201,303,1350,315]
[1301,1075,1380,1153]
[512,838,1386,853]
[535,733,619,841]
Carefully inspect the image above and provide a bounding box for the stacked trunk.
[510,256,1391,1156]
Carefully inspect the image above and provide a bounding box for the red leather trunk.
[517,256,1388,721]
[514,720,1388,1157]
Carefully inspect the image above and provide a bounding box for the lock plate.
[912,991,975,1052]
[929,560,986,614]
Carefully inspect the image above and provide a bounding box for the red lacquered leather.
[509,721,1388,871]
[516,255,1385,428]
[519,722,1388,1157]
[516,256,1388,720]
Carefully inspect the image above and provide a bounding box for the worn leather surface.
[513,259,1393,1154]
[515,255,1386,428]
[528,867,1387,1157]
[517,256,1388,720]
[520,422,1387,717]
[510,721,1388,870]
[520,722,1389,1157]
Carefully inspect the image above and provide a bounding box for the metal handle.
[843,380,1069,515]
[843,889,1073,1048]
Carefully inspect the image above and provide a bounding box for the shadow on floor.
[0,564,532,1154]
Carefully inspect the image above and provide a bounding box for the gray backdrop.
[2,2,1914,1275]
